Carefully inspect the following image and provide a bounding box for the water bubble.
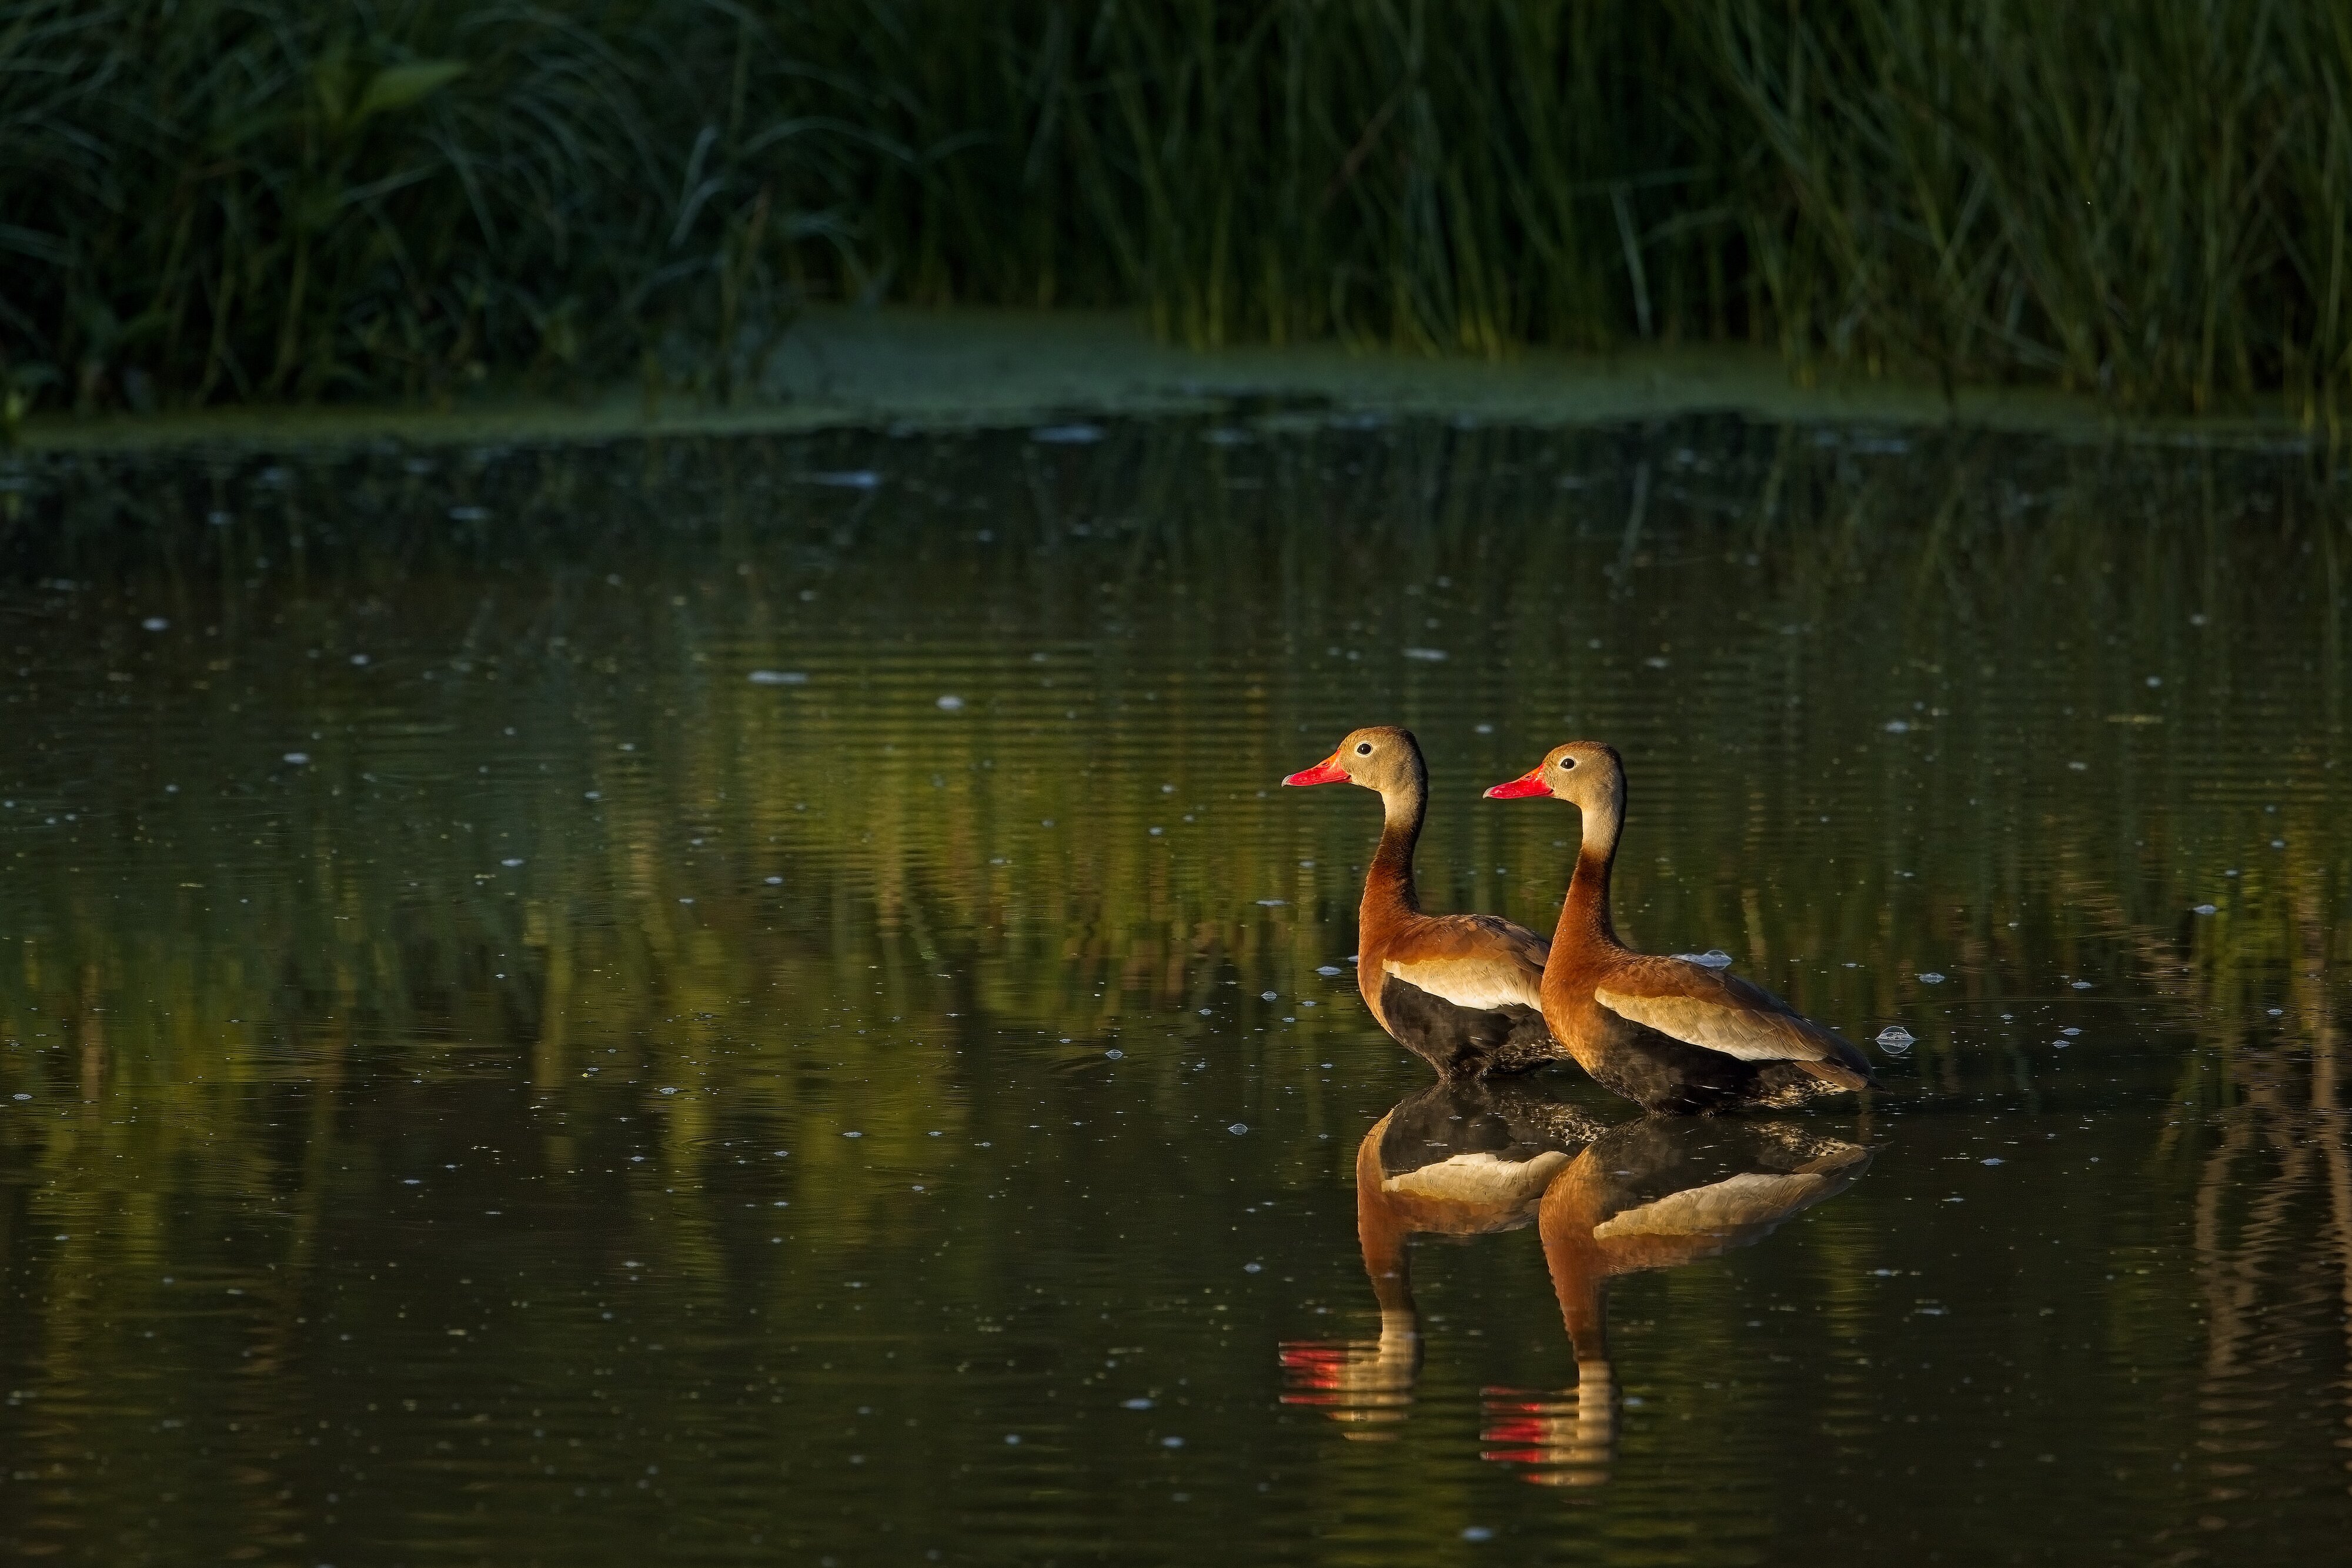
[843,1131,862,1139]
[1243,1262,1262,1273]
[936,694,965,711]
[1462,1527,1496,1543]
[1122,1398,1154,1410]
[1003,1433,1020,1445]
[282,751,310,765]
[500,858,524,868]
[1981,1158,2004,1166]
[1255,898,1287,907]
[141,616,169,631]
[2070,980,2092,990]
[350,653,370,666]
[1875,1025,1915,1052]
[2060,1027,2080,1037]
[1674,949,1735,969]
[1917,971,1946,984]
[1883,719,1910,734]
[1104,1049,1124,1060]
[2192,904,2218,915]
[807,470,880,489]
[1227,1123,1248,1136]
[1261,991,1278,1001]
[1161,1436,1184,1448]
[1401,647,1448,662]
[659,1086,678,1095]
[449,505,490,521]
[1031,424,1104,444]
[748,670,808,686]
[1315,965,1344,976]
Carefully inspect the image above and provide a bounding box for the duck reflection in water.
[1282,1081,1869,1487]
[1280,1080,1608,1435]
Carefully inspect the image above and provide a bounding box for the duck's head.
[1483,741,1623,812]
[1283,726,1425,795]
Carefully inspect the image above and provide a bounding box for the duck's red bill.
[1484,768,1552,798]
[1283,755,1349,787]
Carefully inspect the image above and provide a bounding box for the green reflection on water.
[0,417,2346,1563]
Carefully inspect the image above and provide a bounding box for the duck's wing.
[1380,913,1548,1012]
[1593,957,1875,1088]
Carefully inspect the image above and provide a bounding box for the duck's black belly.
[1590,1029,1837,1115]
[1378,976,1558,1078]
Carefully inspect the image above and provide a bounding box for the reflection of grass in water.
[2,420,2340,1093]
[11,3,2352,419]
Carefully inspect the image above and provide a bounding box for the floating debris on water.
[1875,1025,1916,1051]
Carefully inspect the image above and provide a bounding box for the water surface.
[1,416,2346,1563]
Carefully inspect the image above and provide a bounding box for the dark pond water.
[0,414,2347,1564]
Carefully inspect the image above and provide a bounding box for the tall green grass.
[6,0,2352,419]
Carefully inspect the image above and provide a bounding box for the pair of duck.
[1284,727,1877,1114]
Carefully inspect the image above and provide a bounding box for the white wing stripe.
[1385,957,1541,1012]
[1594,985,1827,1061]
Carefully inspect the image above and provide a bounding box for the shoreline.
[10,306,2320,456]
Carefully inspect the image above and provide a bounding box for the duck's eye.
[1558,757,1578,771]
[1355,742,1373,755]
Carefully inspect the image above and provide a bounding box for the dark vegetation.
[8,0,2352,422]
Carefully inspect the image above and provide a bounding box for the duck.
[1279,1079,1607,1433]
[1285,727,1559,1078]
[1484,741,1877,1114]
